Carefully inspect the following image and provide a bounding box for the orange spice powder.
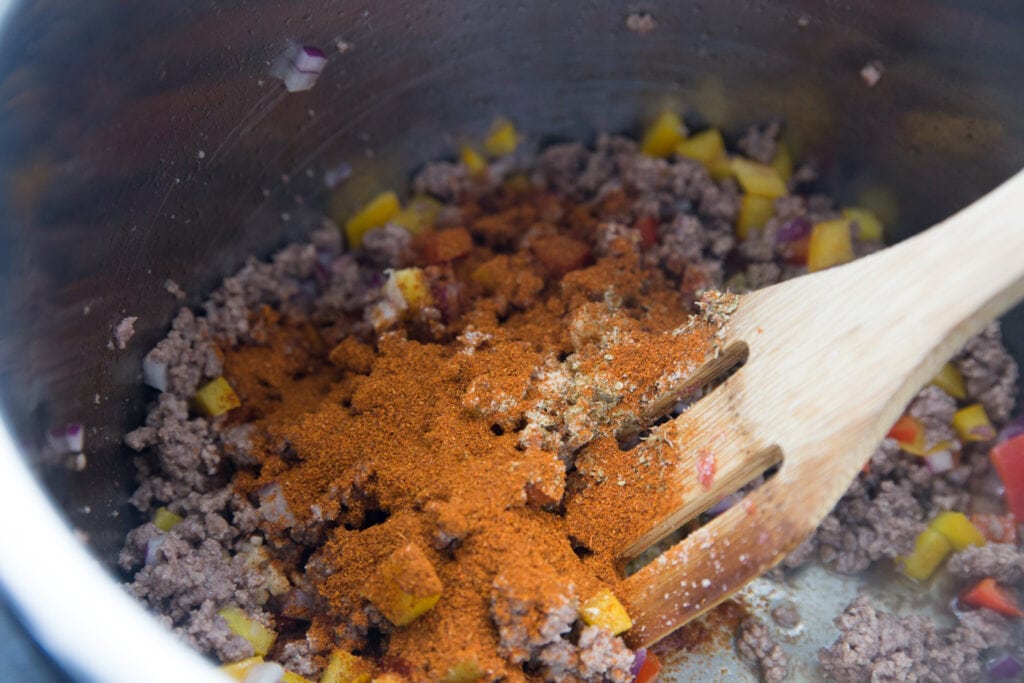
[219,187,727,680]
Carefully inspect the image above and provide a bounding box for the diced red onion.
[971,424,997,441]
[142,354,168,392]
[987,654,1023,679]
[243,662,284,683]
[275,44,327,92]
[144,536,165,566]
[47,422,84,454]
[630,649,647,678]
[258,482,296,528]
[997,413,1024,444]
[774,217,811,244]
[924,449,954,473]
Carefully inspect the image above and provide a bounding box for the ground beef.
[947,543,1024,586]
[735,617,789,682]
[814,470,926,574]
[908,385,958,451]
[143,308,222,397]
[165,278,187,300]
[120,125,1024,680]
[955,322,1020,423]
[124,394,225,507]
[490,563,579,665]
[359,223,411,269]
[784,344,1013,575]
[770,601,801,630]
[736,121,782,164]
[819,596,1011,683]
[489,563,632,682]
[111,315,138,350]
[412,161,470,202]
[203,243,316,342]
[279,639,319,677]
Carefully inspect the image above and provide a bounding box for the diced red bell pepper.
[887,414,925,452]
[784,235,809,265]
[634,651,662,683]
[960,577,1024,617]
[971,513,1018,545]
[635,215,659,248]
[990,434,1024,520]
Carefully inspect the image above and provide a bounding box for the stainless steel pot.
[1,1,1023,681]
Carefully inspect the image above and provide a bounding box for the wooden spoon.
[611,170,1024,648]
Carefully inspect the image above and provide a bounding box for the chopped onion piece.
[970,424,997,441]
[243,662,285,683]
[258,482,296,528]
[47,422,84,454]
[274,44,327,92]
[142,354,168,391]
[630,648,647,677]
[774,216,811,244]
[144,536,165,566]
[987,654,1023,679]
[924,449,954,473]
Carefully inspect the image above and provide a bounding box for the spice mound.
[122,142,750,680]
[226,194,724,681]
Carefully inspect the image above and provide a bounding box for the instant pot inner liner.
[1,0,1023,592]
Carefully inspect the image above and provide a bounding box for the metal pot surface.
[1,1,1023,681]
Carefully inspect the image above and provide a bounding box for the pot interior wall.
[1,0,1023,569]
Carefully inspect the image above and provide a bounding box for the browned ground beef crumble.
[120,122,1022,681]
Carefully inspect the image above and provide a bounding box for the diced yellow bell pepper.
[731,158,788,199]
[153,506,183,532]
[931,362,967,400]
[929,511,986,551]
[218,606,276,656]
[460,144,487,176]
[443,660,483,683]
[282,672,314,683]
[580,589,633,636]
[841,207,884,242]
[675,128,726,166]
[362,543,443,627]
[952,403,996,442]
[320,650,373,683]
[385,268,434,313]
[483,118,519,157]
[771,143,793,183]
[707,154,735,181]
[345,191,402,248]
[807,219,855,272]
[194,377,241,417]
[902,527,953,581]
[640,111,686,157]
[856,185,899,228]
[736,194,775,240]
[390,195,442,235]
[220,656,264,681]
